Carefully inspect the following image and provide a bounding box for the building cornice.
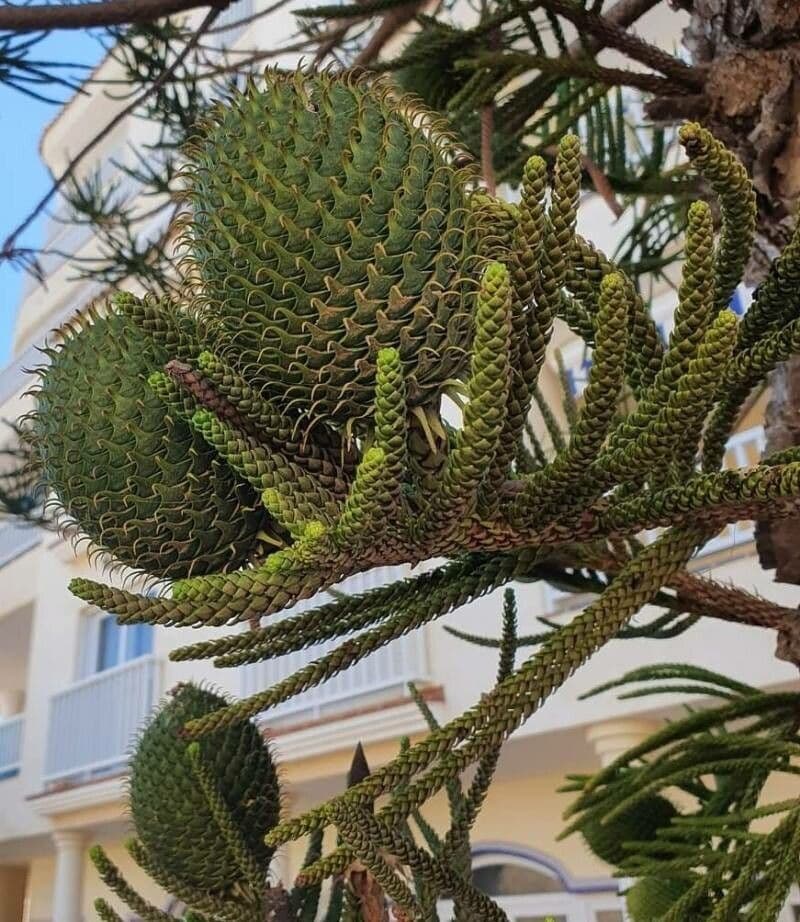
[27,774,126,817]
[264,696,442,764]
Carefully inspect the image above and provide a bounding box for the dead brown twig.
[0,0,230,31]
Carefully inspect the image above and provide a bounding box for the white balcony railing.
[0,714,23,779]
[43,656,159,784]
[242,566,429,724]
[0,521,41,569]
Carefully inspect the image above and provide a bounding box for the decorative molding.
[51,828,85,848]
[470,841,619,894]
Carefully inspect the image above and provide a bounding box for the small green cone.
[128,683,282,899]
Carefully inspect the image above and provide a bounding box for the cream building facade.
[1,3,800,920]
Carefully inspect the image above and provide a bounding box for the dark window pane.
[96,617,121,672]
[473,863,563,896]
[125,623,153,661]
[596,912,624,922]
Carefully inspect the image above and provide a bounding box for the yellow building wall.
[25,856,55,922]
[18,770,611,916]
[16,753,800,917]
[25,844,170,920]
[0,866,27,922]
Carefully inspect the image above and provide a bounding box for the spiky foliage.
[30,70,800,920]
[183,68,486,429]
[29,296,271,579]
[563,665,800,920]
[92,660,515,921]
[295,0,793,288]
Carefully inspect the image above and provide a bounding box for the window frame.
[438,844,624,922]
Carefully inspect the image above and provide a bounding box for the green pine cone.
[625,875,698,921]
[129,683,282,898]
[184,68,483,428]
[581,794,678,867]
[32,306,268,580]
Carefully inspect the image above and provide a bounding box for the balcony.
[0,714,23,780]
[43,655,160,786]
[242,566,430,726]
[0,521,41,570]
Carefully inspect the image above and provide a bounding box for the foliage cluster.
[26,67,800,920]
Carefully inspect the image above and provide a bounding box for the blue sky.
[0,31,104,363]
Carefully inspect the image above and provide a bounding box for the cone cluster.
[26,68,800,921]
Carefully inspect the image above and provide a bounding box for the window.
[79,613,153,678]
[560,344,593,398]
[729,284,753,317]
[475,863,564,896]
[126,620,154,660]
[457,847,624,922]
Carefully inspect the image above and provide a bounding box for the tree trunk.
[653,0,800,582]
[682,0,800,265]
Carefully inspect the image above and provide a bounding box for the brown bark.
[758,358,800,584]
[647,1,800,258]
[345,744,391,922]
[263,884,292,921]
[642,1,800,585]
[349,867,392,922]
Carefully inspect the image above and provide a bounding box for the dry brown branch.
[353,0,426,65]
[0,0,229,32]
[670,569,800,668]
[670,571,797,633]
[538,0,705,89]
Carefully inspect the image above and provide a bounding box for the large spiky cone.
[129,684,282,898]
[31,303,269,580]
[183,68,486,428]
